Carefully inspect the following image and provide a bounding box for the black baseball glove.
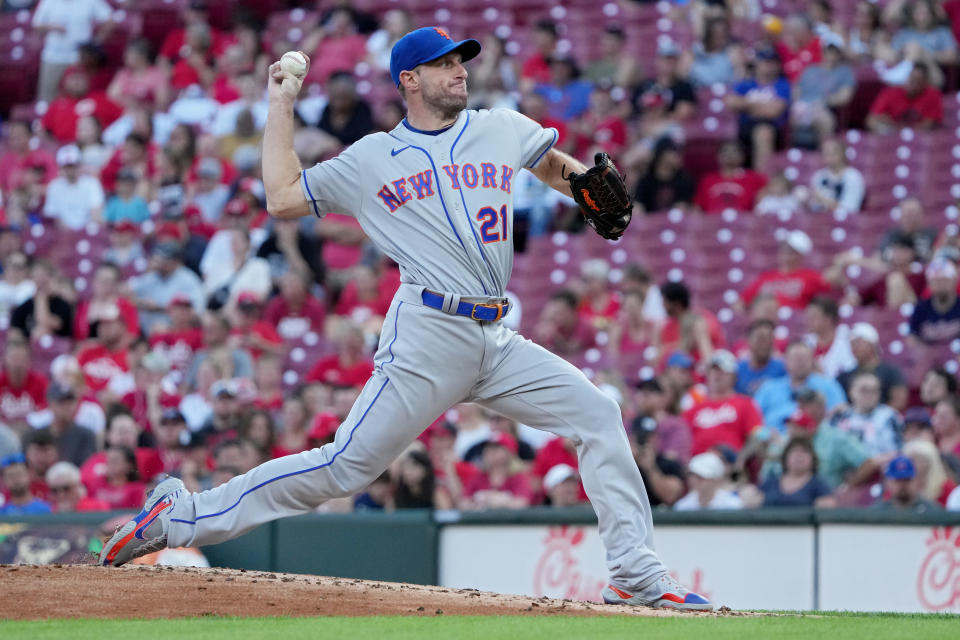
[564,153,633,240]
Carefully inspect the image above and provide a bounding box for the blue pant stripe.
[170,377,391,525]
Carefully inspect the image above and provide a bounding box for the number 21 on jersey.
[476,205,508,244]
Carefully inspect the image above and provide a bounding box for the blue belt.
[421,289,510,322]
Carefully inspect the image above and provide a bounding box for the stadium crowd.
[2,0,960,518]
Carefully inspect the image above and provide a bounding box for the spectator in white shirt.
[805,137,865,213]
[202,230,271,310]
[43,145,105,230]
[32,0,113,102]
[0,251,35,322]
[804,296,855,379]
[673,452,744,511]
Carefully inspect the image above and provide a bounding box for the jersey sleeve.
[300,147,363,218]
[501,109,559,169]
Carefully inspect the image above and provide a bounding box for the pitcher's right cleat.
[99,477,185,567]
[602,574,714,611]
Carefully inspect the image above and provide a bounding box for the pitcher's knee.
[598,392,623,423]
[579,393,625,439]
[328,465,383,498]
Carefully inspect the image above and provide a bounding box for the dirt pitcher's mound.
[0,564,738,619]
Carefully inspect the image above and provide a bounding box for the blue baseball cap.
[885,455,915,480]
[390,27,481,87]
[666,351,694,369]
[1,452,26,468]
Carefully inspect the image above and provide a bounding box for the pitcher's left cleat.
[100,477,185,567]
[602,574,714,611]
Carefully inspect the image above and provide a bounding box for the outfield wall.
[2,509,959,612]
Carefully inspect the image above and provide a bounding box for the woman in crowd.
[633,141,695,213]
[238,408,283,463]
[275,393,313,456]
[760,437,834,507]
[394,449,436,510]
[86,445,146,510]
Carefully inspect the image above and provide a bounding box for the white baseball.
[280,51,307,78]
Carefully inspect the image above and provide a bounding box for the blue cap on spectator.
[666,351,694,369]
[390,27,481,87]
[885,456,915,480]
[1,453,26,468]
[903,407,932,427]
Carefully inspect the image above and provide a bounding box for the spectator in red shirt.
[149,295,204,376]
[684,350,765,455]
[86,445,147,509]
[107,39,170,112]
[23,428,59,501]
[158,0,230,65]
[74,262,139,344]
[694,141,768,214]
[845,228,915,308]
[100,132,158,194]
[775,14,822,83]
[577,259,621,331]
[264,270,326,342]
[462,432,534,510]
[228,292,285,361]
[80,409,163,490]
[45,461,110,512]
[572,86,628,162]
[607,290,656,370]
[531,436,581,497]
[152,408,188,474]
[41,71,122,144]
[0,337,48,431]
[306,323,374,388]
[0,120,56,193]
[252,354,285,414]
[534,290,597,357]
[333,264,395,325]
[867,62,943,133]
[168,22,218,92]
[76,302,131,394]
[425,418,480,510]
[302,9,369,86]
[740,230,832,310]
[655,281,725,367]
[520,20,559,89]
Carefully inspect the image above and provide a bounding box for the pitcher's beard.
[422,84,468,124]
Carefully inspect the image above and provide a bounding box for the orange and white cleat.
[100,477,185,567]
[602,574,714,611]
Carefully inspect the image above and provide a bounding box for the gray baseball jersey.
[299,108,556,297]
[165,108,667,592]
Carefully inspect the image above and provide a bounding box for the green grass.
[2,614,959,640]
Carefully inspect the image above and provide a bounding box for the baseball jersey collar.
[402,118,455,136]
[391,110,467,144]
